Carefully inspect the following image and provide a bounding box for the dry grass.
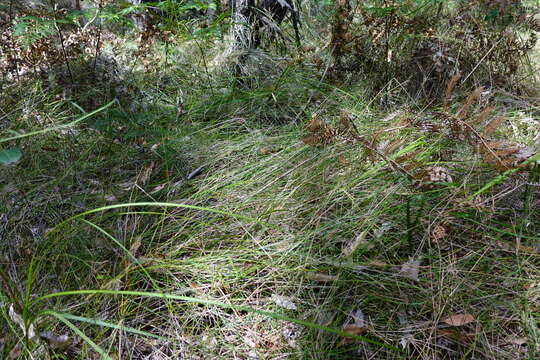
[1,1,540,359]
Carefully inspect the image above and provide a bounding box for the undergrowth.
[1,1,540,359]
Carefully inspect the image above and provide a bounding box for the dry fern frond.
[339,109,352,130]
[457,87,483,120]
[438,85,540,172]
[306,113,324,132]
[442,74,461,109]
[478,140,521,169]
[481,115,505,137]
[383,139,405,156]
[468,106,494,126]
[303,113,356,146]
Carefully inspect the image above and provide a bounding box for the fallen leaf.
[306,113,323,132]
[342,324,368,335]
[272,295,297,310]
[442,313,475,326]
[339,324,368,346]
[342,230,369,257]
[189,282,203,295]
[40,331,71,350]
[349,309,365,328]
[9,304,38,343]
[399,257,421,281]
[150,183,166,194]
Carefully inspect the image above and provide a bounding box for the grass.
[1,14,540,360]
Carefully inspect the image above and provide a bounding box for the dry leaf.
[342,230,369,257]
[272,295,297,310]
[189,282,203,295]
[442,313,475,326]
[150,183,166,194]
[340,322,368,346]
[457,87,483,120]
[399,258,421,281]
[9,304,38,343]
[40,331,71,350]
[342,324,368,335]
[339,109,353,129]
[468,106,494,126]
[443,74,461,109]
[349,309,365,328]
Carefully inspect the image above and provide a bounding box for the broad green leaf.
[0,148,22,165]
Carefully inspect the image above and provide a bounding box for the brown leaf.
[339,324,368,346]
[442,313,475,326]
[7,345,21,360]
[302,135,322,146]
[342,324,368,335]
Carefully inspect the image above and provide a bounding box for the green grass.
[1,29,540,360]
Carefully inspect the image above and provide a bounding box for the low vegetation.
[1,1,539,359]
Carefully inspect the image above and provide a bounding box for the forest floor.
[1,38,540,359]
